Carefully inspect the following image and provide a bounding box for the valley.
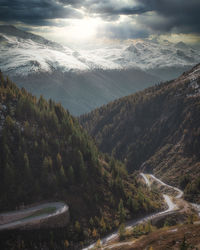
[0,62,200,249]
[1,25,199,115]
[81,63,200,204]
[93,173,200,250]
[0,72,163,249]
[0,60,199,249]
[0,0,200,249]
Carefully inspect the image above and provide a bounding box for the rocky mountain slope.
[1,25,199,76]
[1,25,199,115]
[80,63,200,203]
[0,72,162,248]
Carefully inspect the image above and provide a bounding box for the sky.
[0,0,200,47]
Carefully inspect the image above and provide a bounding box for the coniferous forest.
[0,1,200,248]
[0,72,162,249]
[80,64,200,203]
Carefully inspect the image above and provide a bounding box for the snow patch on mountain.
[0,25,200,77]
[0,33,90,76]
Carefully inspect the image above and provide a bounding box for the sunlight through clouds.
[65,18,101,41]
[0,0,199,46]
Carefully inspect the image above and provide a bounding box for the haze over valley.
[0,0,200,249]
[0,25,200,115]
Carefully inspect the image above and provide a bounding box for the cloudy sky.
[0,0,200,46]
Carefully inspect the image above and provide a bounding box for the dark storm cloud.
[87,0,200,34]
[136,0,200,34]
[58,0,82,6]
[86,4,146,16]
[87,0,200,39]
[0,0,147,26]
[0,0,82,26]
[0,0,199,39]
[59,0,147,15]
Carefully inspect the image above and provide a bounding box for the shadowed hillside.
[0,72,162,248]
[81,64,200,203]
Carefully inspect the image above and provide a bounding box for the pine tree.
[118,199,126,223]
[77,150,86,182]
[100,217,106,233]
[68,166,74,182]
[59,165,66,182]
[118,223,126,240]
[56,153,62,168]
[75,221,81,234]
[23,153,31,178]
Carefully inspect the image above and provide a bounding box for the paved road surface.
[149,174,183,198]
[83,173,180,250]
[0,202,68,230]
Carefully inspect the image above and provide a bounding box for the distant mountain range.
[1,25,200,115]
[80,63,200,203]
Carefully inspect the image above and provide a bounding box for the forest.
[80,64,200,203]
[0,71,162,249]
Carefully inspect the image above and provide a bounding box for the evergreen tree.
[118,223,126,241]
[118,199,126,223]
[56,153,62,168]
[68,166,74,182]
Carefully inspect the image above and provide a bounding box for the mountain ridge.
[1,25,199,116]
[80,63,200,203]
[0,25,63,49]
[1,25,199,75]
[0,72,162,248]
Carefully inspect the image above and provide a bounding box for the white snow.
[189,81,199,89]
[187,71,200,97]
[80,40,200,71]
[0,33,89,76]
[1,32,200,77]
[168,228,178,233]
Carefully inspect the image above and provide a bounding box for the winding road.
[0,202,68,231]
[149,174,184,198]
[83,173,199,250]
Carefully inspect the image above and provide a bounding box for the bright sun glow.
[66,18,100,41]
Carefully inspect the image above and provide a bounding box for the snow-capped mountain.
[0,25,89,76]
[1,25,199,77]
[0,25,199,115]
[82,40,200,72]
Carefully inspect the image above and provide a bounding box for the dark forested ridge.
[80,64,200,203]
[0,72,162,249]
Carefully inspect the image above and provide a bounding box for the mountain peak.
[0,25,200,76]
[0,25,63,49]
[175,41,188,49]
[0,25,30,38]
